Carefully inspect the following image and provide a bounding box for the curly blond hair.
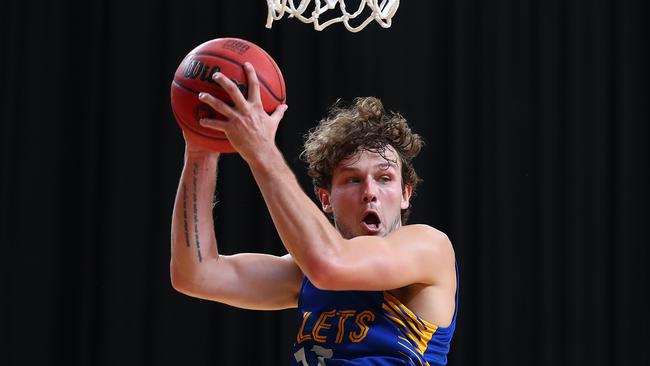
[301,97,423,223]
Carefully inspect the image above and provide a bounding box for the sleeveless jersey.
[290,271,457,366]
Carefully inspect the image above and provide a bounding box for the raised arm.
[245,152,454,292]
[169,145,303,310]
[198,64,455,293]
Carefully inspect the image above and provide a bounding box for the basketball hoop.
[265,0,400,33]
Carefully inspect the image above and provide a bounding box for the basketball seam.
[260,49,285,101]
[185,52,286,102]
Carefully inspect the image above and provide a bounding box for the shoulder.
[392,224,455,280]
[399,224,450,239]
[393,224,454,255]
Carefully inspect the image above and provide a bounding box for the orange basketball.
[170,38,286,152]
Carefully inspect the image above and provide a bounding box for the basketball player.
[170,63,457,365]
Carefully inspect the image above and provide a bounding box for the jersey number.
[294,345,333,366]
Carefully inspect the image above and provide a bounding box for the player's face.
[318,147,412,239]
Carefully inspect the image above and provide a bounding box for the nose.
[362,179,377,203]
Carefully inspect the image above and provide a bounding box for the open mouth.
[362,212,381,231]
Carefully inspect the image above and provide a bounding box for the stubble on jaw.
[334,220,355,240]
[386,215,402,236]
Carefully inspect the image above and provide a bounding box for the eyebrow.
[337,162,397,172]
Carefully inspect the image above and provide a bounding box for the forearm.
[170,150,220,283]
[247,148,343,278]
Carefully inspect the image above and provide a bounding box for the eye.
[378,175,391,183]
[346,176,361,184]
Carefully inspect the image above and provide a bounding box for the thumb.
[271,104,288,122]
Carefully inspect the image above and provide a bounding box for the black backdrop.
[1,0,649,365]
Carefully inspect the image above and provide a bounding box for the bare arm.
[170,147,303,310]
[247,154,455,291]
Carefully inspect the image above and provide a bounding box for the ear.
[317,187,333,213]
[400,184,413,210]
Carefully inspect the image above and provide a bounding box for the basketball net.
[265,0,400,32]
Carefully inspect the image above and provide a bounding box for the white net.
[265,0,400,33]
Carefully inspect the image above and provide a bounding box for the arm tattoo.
[182,184,190,247]
[192,163,203,262]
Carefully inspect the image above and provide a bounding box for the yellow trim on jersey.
[384,292,437,329]
[383,292,438,356]
[397,340,429,366]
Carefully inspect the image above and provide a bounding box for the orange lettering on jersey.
[297,311,313,343]
[349,310,375,343]
[335,310,356,343]
[312,310,336,343]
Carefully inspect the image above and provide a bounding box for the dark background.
[1,0,648,365]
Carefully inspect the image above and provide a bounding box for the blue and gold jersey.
[290,274,457,366]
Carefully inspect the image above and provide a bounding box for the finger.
[270,104,288,123]
[198,92,236,118]
[244,62,261,104]
[212,72,248,110]
[199,118,229,132]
